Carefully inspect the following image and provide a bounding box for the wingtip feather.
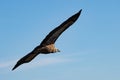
[12,63,19,71]
[78,9,82,15]
[12,61,23,71]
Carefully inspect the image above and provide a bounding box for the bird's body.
[12,9,82,70]
[35,44,59,54]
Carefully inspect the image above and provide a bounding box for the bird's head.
[55,48,60,52]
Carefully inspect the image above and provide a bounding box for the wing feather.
[40,9,82,47]
[12,50,39,70]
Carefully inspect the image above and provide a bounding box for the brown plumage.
[12,9,82,70]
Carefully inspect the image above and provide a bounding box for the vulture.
[12,9,82,70]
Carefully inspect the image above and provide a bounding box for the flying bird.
[12,9,82,70]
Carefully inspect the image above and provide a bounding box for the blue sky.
[0,0,120,80]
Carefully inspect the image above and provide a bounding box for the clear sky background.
[0,0,120,80]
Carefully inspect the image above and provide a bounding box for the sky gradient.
[0,0,120,80]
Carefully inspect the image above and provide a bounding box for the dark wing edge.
[40,9,82,47]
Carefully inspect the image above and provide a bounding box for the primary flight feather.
[12,9,82,70]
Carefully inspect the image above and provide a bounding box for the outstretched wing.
[12,49,39,70]
[40,9,82,47]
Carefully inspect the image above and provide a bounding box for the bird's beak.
[57,49,60,52]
